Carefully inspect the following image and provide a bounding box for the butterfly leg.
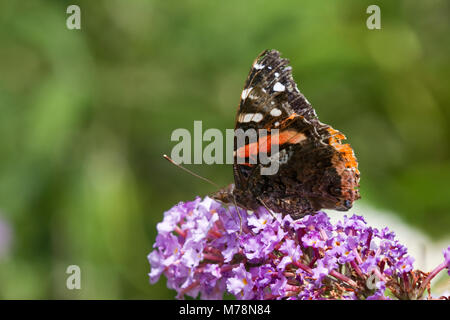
[256,196,278,220]
[231,193,243,235]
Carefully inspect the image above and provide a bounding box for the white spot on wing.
[254,63,264,70]
[253,113,263,122]
[273,82,285,92]
[270,108,282,117]
[242,113,254,123]
[238,113,264,123]
[241,87,253,100]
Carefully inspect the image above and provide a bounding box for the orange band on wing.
[327,127,359,174]
[235,129,307,159]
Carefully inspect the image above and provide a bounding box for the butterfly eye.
[343,200,352,209]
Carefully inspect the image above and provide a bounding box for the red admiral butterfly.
[213,49,360,219]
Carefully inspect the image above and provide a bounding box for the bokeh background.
[0,0,449,299]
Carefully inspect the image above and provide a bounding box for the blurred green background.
[0,0,449,299]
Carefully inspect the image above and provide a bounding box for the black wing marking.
[235,50,318,133]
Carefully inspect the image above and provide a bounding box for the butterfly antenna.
[164,154,243,234]
[163,155,220,188]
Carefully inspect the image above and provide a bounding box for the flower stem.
[178,281,200,297]
[417,262,446,298]
[350,260,364,279]
[203,253,223,262]
[174,226,186,238]
[329,270,358,287]
[293,261,313,274]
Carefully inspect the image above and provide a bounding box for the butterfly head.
[327,164,361,212]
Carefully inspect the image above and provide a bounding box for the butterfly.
[212,49,360,219]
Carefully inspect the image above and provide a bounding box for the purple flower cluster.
[148,197,450,300]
